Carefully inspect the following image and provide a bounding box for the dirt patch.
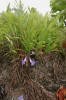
[29,52,66,92]
[0,52,66,99]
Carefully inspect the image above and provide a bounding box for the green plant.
[50,0,66,27]
[0,0,65,59]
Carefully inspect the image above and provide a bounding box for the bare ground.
[0,52,66,100]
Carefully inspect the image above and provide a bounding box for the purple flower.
[22,57,27,65]
[31,51,34,55]
[30,51,35,55]
[29,57,35,66]
[18,95,24,100]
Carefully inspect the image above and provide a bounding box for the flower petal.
[31,51,34,55]
[21,57,27,65]
[29,57,35,66]
[18,95,23,100]
[30,51,35,55]
[31,60,35,66]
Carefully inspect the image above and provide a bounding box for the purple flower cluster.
[21,51,35,66]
